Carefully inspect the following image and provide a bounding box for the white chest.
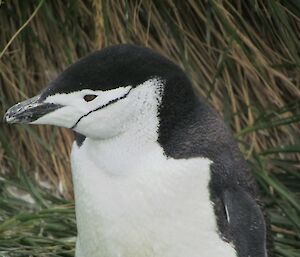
[71,139,236,257]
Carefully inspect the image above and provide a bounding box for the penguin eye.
[83,94,97,102]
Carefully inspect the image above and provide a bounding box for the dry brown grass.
[1,0,299,196]
[0,1,299,255]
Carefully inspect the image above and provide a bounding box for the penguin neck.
[77,84,165,176]
[83,126,162,176]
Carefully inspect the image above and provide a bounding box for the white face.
[32,78,164,139]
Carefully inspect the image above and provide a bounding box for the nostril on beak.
[3,113,9,122]
[3,105,23,123]
[3,111,13,123]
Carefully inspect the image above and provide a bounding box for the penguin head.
[5,44,196,139]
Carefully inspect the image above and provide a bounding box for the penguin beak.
[4,95,63,124]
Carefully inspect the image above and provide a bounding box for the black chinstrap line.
[71,87,133,129]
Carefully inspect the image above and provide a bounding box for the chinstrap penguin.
[5,44,270,257]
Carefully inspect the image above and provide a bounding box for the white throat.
[80,78,165,175]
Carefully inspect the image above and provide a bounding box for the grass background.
[0,0,299,256]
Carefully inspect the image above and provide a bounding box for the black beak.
[4,95,63,124]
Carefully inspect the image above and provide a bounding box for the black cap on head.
[41,44,191,98]
[40,44,200,143]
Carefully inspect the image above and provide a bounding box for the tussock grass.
[0,1,299,256]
